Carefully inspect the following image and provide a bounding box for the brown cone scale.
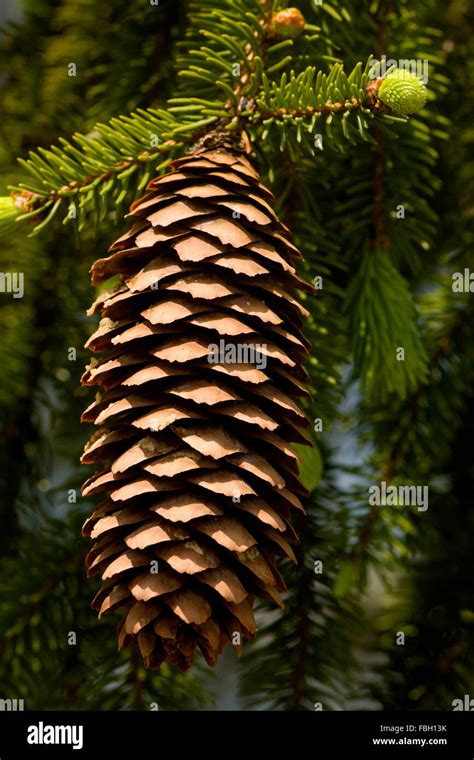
[81,147,314,671]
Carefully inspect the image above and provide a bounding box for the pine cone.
[81,148,313,670]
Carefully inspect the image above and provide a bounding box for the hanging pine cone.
[81,147,313,670]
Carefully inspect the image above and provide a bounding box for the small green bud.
[378,69,428,115]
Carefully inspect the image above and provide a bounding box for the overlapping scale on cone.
[81,148,314,670]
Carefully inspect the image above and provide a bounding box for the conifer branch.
[349,295,474,571]
[1,0,428,237]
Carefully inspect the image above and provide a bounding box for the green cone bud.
[378,69,428,115]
